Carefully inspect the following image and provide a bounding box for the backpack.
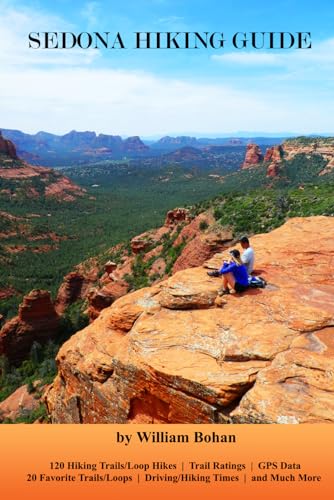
[248,276,267,288]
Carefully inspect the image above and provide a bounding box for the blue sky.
[1,0,334,136]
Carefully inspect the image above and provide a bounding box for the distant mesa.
[123,135,149,152]
[0,133,86,202]
[156,136,199,147]
[163,146,207,162]
[0,128,150,165]
[0,131,17,159]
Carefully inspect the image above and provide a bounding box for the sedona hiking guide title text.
[28,31,312,50]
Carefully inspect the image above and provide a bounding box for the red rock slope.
[0,133,85,201]
[45,216,334,424]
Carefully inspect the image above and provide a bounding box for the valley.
[0,129,333,424]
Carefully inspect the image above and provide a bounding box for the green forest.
[1,153,333,319]
[1,150,334,421]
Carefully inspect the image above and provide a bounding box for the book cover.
[0,0,333,498]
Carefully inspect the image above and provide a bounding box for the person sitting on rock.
[239,235,255,275]
[218,249,249,295]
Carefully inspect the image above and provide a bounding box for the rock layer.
[45,217,334,424]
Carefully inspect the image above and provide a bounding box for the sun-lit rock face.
[45,216,334,424]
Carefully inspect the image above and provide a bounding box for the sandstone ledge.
[45,217,334,424]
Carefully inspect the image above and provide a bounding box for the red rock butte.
[0,131,17,159]
[241,143,263,169]
[0,289,60,365]
[45,216,334,424]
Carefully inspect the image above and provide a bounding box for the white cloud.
[0,1,100,66]
[1,65,333,135]
[212,37,334,77]
[0,1,333,135]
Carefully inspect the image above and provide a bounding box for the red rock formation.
[104,261,117,275]
[0,287,17,300]
[0,131,17,159]
[44,174,85,201]
[123,136,149,152]
[173,230,233,273]
[55,272,86,314]
[164,208,191,227]
[264,145,283,178]
[0,135,85,201]
[45,216,334,424]
[149,257,166,278]
[172,212,213,247]
[264,145,283,162]
[241,143,263,169]
[266,162,281,178]
[0,290,60,365]
[130,236,152,255]
[87,281,130,321]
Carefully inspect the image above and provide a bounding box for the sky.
[1,0,334,137]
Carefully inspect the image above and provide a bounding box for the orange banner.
[0,424,332,499]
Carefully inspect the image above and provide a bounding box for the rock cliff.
[240,138,334,177]
[0,134,85,201]
[241,144,263,169]
[45,216,334,424]
[0,290,60,365]
[60,209,233,321]
[0,131,17,159]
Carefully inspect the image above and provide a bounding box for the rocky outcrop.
[283,138,334,175]
[44,174,85,201]
[45,216,334,424]
[81,211,229,320]
[87,281,130,321]
[232,328,334,423]
[264,145,283,163]
[0,131,17,159]
[240,138,334,177]
[0,290,60,365]
[264,145,284,178]
[266,162,281,178]
[164,208,191,227]
[171,212,233,273]
[241,144,263,169]
[55,272,86,314]
[0,135,86,201]
[130,236,152,255]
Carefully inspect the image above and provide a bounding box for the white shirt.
[242,247,255,274]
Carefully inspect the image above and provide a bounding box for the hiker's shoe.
[218,288,230,296]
